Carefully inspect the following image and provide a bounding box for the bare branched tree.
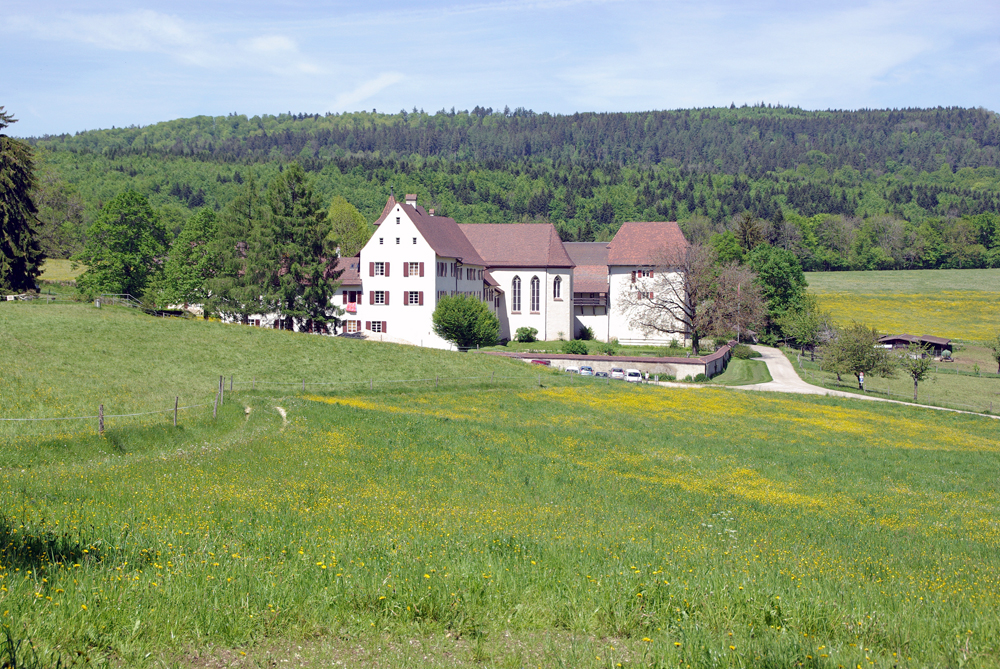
[710,262,767,343]
[617,243,716,354]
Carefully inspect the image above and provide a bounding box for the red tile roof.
[564,242,610,293]
[374,198,486,266]
[458,223,574,268]
[608,222,689,266]
[334,256,362,286]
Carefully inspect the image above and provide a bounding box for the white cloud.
[331,73,406,112]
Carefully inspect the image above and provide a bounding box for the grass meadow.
[2,304,1000,667]
[805,268,1000,341]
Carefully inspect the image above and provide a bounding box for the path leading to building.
[735,345,999,420]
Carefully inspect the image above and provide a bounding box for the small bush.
[579,326,594,340]
[693,373,708,382]
[731,344,761,359]
[515,327,538,343]
[596,341,618,356]
[562,340,588,355]
[683,375,693,382]
[668,339,681,349]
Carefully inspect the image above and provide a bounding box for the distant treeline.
[25,105,1000,271]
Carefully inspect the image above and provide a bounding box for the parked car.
[610,367,625,379]
[579,365,594,376]
[530,359,551,366]
[624,369,642,383]
[595,371,609,378]
[565,366,580,374]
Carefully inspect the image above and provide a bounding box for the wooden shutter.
[403,263,409,277]
[369,291,374,305]
[385,291,389,306]
[418,291,424,306]
[419,262,424,277]
[385,262,390,277]
[382,321,387,333]
[365,321,371,330]
[369,262,374,277]
[631,271,636,283]
[342,292,347,304]
[649,269,654,278]
[649,292,654,299]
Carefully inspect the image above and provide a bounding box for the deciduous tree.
[75,190,165,298]
[985,333,1000,374]
[0,107,45,292]
[325,196,373,258]
[432,294,499,349]
[822,321,896,388]
[159,208,217,305]
[897,343,934,402]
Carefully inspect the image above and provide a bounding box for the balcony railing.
[573,296,607,306]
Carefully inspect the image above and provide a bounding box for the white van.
[624,369,642,383]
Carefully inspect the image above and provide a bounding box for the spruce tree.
[0,108,45,292]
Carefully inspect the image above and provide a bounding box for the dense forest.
[25,105,1000,270]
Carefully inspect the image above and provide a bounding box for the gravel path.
[738,345,999,420]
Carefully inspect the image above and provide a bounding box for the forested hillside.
[26,105,1000,270]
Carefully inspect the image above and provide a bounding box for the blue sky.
[4,0,999,137]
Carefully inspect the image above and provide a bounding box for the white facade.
[573,298,609,342]
[358,201,486,349]
[490,268,573,341]
[609,266,687,346]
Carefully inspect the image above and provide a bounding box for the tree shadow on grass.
[0,512,92,574]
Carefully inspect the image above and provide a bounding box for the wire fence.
[791,350,998,414]
[0,370,633,433]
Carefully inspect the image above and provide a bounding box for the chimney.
[429,209,435,216]
[405,194,417,207]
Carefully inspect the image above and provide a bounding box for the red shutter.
[403,263,409,277]
[365,321,371,330]
[369,262,374,277]
[385,291,389,306]
[419,262,424,277]
[649,292,654,299]
[403,292,409,306]
[649,269,654,278]
[369,291,374,305]
[418,291,424,306]
[385,262,390,277]
[382,321,387,333]
[342,292,347,304]
[631,271,636,283]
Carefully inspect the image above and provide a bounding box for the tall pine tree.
[0,108,45,292]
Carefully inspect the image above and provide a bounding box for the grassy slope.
[0,302,548,437]
[710,358,772,385]
[806,268,1000,341]
[3,306,1000,667]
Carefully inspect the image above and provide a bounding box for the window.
[379,238,383,245]
[553,276,562,300]
[413,237,417,245]
[530,276,540,312]
[395,216,400,224]
[408,262,419,276]
[396,238,400,245]
[372,262,385,276]
[346,320,360,333]
[406,291,423,306]
[373,291,386,305]
[371,321,383,333]
[511,276,521,312]
[636,291,654,300]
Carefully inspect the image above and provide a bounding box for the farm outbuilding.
[878,334,953,357]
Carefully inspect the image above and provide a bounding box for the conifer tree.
[0,108,45,292]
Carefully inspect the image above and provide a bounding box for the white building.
[458,224,574,342]
[356,194,488,348]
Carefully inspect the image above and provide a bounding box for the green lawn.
[3,306,1000,668]
[782,346,1000,413]
[805,268,1000,341]
[710,358,772,386]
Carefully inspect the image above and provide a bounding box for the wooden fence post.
[252,376,255,390]
[98,404,104,436]
[213,392,218,419]
[302,379,305,392]
[538,374,541,387]
[230,376,233,392]
[370,378,374,391]
[219,375,224,406]
[436,375,438,388]
[174,396,178,427]
[490,372,494,383]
